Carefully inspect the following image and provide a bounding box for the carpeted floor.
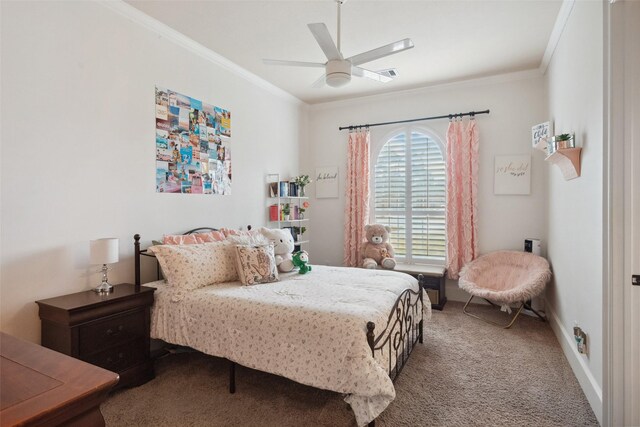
[102,301,599,426]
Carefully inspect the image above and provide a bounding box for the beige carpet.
[102,301,599,426]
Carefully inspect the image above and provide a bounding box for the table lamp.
[90,238,119,293]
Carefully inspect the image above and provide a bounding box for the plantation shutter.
[374,131,446,263]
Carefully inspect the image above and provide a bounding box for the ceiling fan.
[263,0,414,88]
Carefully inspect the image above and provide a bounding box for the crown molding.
[98,0,304,106]
[309,68,542,111]
[539,0,576,75]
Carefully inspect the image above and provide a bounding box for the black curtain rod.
[338,109,490,131]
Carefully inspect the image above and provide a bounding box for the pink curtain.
[343,130,370,267]
[446,119,479,279]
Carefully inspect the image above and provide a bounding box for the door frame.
[603,0,639,425]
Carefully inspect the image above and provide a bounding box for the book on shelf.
[279,181,289,197]
[269,204,279,222]
[268,182,278,198]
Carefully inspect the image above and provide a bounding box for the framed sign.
[494,155,531,195]
[531,121,553,151]
[315,166,339,198]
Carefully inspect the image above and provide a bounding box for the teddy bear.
[260,227,295,272]
[361,224,397,270]
[292,250,312,274]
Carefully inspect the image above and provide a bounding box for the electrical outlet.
[573,325,588,355]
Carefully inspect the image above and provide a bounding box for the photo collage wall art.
[155,86,232,194]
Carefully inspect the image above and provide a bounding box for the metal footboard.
[367,275,424,381]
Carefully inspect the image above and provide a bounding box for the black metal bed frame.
[134,231,424,426]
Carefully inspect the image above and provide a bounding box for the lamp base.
[93,281,114,294]
[93,264,114,293]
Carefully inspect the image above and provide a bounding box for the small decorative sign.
[494,155,531,195]
[532,121,553,151]
[315,166,339,198]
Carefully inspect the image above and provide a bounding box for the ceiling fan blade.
[311,74,326,88]
[352,66,393,83]
[262,59,326,68]
[347,38,414,66]
[307,23,342,61]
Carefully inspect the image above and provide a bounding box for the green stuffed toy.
[292,250,312,274]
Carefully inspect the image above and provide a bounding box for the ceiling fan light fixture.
[326,72,351,87]
[325,59,352,87]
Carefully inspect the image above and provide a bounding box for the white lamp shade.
[90,238,119,265]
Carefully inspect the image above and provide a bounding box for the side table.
[36,283,155,389]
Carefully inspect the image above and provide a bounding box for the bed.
[133,231,430,426]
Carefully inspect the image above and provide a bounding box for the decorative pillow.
[234,244,279,286]
[162,231,226,245]
[148,242,238,298]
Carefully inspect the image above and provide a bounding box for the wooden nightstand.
[36,283,156,389]
[395,264,447,310]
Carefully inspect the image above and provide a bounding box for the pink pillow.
[163,234,199,245]
[162,231,226,245]
[195,230,226,242]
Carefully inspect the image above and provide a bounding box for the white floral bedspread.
[149,265,431,426]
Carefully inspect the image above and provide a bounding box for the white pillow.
[148,241,238,293]
[225,232,270,247]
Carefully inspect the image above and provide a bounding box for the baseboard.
[545,300,603,424]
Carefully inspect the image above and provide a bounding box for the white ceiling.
[126,0,562,104]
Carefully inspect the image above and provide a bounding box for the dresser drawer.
[82,339,145,372]
[78,310,145,355]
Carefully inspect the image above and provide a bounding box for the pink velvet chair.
[458,251,552,328]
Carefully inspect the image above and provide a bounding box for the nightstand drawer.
[83,339,145,372]
[79,310,145,355]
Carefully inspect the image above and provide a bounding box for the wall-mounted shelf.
[545,147,581,180]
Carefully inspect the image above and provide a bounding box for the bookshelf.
[267,173,310,248]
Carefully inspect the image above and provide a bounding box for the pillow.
[148,241,238,295]
[162,231,226,245]
[234,244,279,286]
[195,230,226,243]
[220,227,261,238]
[162,234,198,245]
[226,232,270,247]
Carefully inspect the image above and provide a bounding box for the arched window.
[373,128,446,264]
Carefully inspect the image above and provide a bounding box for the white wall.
[303,72,548,300]
[0,1,305,343]
[544,0,603,421]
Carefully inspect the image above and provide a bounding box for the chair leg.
[523,300,546,322]
[462,295,525,329]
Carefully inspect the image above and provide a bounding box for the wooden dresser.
[36,284,156,389]
[0,332,118,427]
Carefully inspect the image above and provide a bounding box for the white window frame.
[370,125,446,266]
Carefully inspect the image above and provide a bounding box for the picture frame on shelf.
[531,121,553,152]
